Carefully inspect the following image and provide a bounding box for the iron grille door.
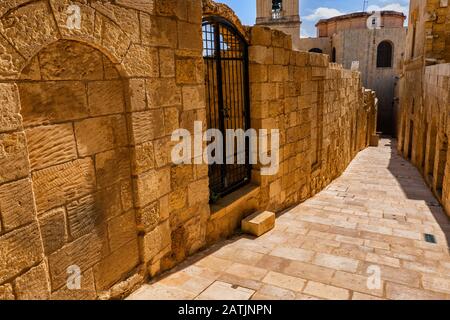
[202,16,251,200]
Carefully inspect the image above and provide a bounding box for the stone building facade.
[255,0,301,40]
[0,0,376,300]
[297,11,406,135]
[397,0,450,215]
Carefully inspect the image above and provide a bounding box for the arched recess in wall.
[17,40,139,298]
[309,48,323,54]
[377,41,393,68]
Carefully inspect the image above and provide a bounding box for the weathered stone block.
[19,81,89,127]
[0,178,35,231]
[169,188,187,213]
[0,35,25,79]
[137,201,160,232]
[88,80,125,116]
[154,137,173,168]
[32,158,96,214]
[95,148,132,189]
[177,21,202,51]
[38,207,67,255]
[130,110,165,144]
[164,107,180,136]
[171,165,193,189]
[141,14,177,48]
[0,222,43,284]
[249,46,273,64]
[0,283,14,300]
[38,40,104,80]
[95,184,125,221]
[175,57,203,84]
[182,85,205,111]
[116,0,154,14]
[120,180,134,212]
[134,168,171,208]
[75,115,128,156]
[127,78,146,112]
[67,194,99,240]
[0,1,59,59]
[122,44,159,77]
[146,78,181,108]
[93,238,139,291]
[0,83,21,132]
[101,17,131,63]
[159,48,176,77]
[48,233,103,290]
[133,141,155,175]
[50,269,96,300]
[188,179,209,206]
[140,220,171,263]
[26,123,78,171]
[0,132,29,184]
[108,210,137,253]
[241,211,275,237]
[110,5,140,43]
[14,263,50,300]
[370,134,380,147]
[251,27,272,46]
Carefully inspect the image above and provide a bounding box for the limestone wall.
[398,63,450,214]
[248,27,376,211]
[0,0,209,300]
[0,0,377,300]
[398,0,450,217]
[407,0,450,63]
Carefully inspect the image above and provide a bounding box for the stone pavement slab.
[127,139,450,300]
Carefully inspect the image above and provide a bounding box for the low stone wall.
[398,62,450,214]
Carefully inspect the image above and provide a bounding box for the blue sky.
[216,0,409,37]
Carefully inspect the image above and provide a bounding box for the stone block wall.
[248,26,376,213]
[0,0,209,300]
[407,0,450,62]
[398,0,450,217]
[398,63,450,214]
[0,0,377,300]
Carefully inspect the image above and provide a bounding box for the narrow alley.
[128,139,450,300]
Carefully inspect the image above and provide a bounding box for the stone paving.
[128,139,450,300]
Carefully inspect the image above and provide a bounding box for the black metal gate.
[202,16,251,200]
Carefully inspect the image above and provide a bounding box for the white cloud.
[367,3,409,16]
[303,7,345,21]
[301,29,315,38]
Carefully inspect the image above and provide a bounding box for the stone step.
[241,211,275,237]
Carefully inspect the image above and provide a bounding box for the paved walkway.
[128,139,450,300]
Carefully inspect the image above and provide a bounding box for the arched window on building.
[331,47,336,62]
[272,0,282,19]
[309,48,323,54]
[377,41,393,68]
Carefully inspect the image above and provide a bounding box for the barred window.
[377,41,393,68]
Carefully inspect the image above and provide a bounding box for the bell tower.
[256,0,301,40]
